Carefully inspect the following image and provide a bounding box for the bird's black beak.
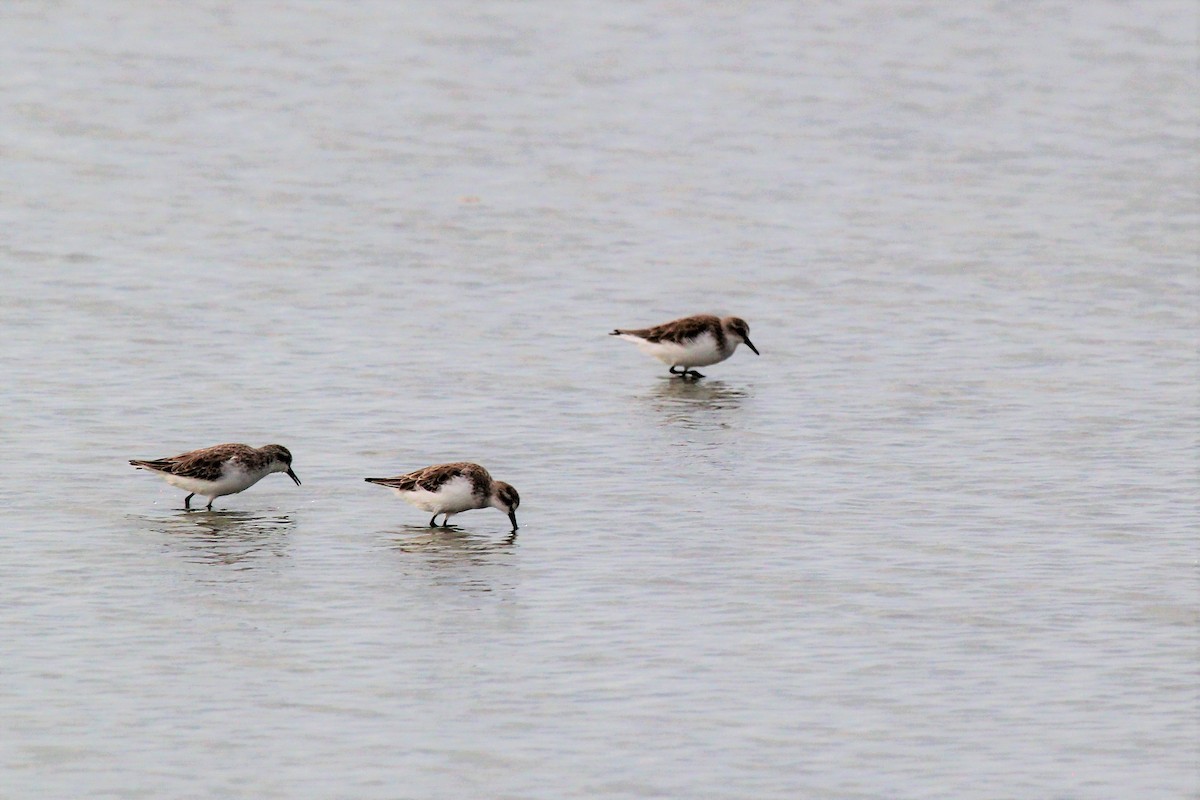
[287,468,302,486]
[508,511,519,531]
[743,337,760,355]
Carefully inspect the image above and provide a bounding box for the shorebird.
[364,462,520,530]
[130,443,301,510]
[610,313,759,379]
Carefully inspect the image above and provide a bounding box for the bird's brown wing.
[131,443,248,481]
[365,462,486,492]
[614,314,719,344]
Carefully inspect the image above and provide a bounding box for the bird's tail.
[365,477,407,489]
[130,459,174,472]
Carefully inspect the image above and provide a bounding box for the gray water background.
[1,2,1196,798]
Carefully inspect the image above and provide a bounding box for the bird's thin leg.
[429,514,439,527]
[442,515,451,528]
[669,365,686,376]
[184,493,194,509]
[206,498,214,510]
[686,369,705,379]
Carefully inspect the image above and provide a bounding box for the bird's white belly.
[398,476,480,514]
[162,465,264,497]
[629,332,731,368]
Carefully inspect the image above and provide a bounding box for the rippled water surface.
[1,2,1196,798]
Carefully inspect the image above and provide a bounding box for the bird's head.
[723,317,759,355]
[490,481,521,530]
[262,444,302,485]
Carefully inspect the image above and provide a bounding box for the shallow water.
[1,2,1196,798]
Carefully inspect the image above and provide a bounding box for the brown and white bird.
[365,462,520,530]
[610,313,759,379]
[130,443,301,510]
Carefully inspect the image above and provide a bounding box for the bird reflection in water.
[152,510,294,567]
[387,526,517,594]
[646,378,749,429]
